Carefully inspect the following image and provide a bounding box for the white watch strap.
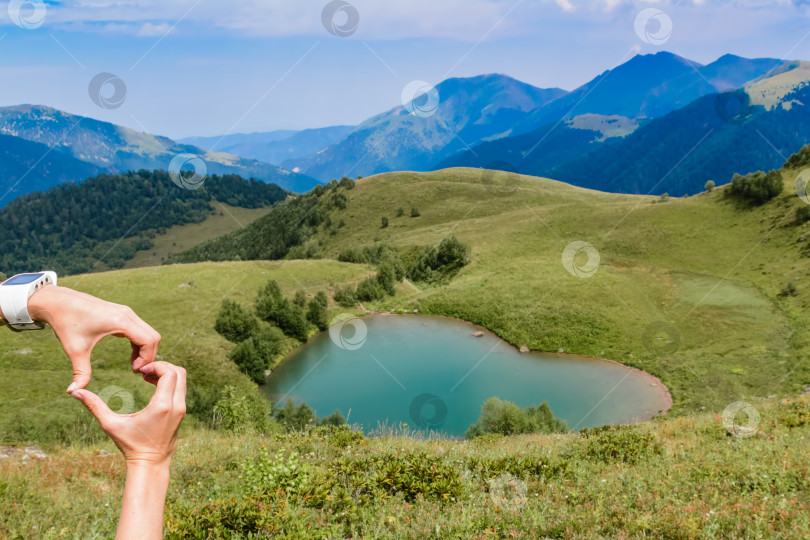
[0,271,57,331]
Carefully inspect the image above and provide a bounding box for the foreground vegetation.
[2,397,810,538]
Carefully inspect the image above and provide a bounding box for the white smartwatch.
[0,271,58,331]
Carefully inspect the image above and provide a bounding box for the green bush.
[212,386,276,433]
[331,452,464,503]
[705,180,715,192]
[581,425,662,464]
[356,276,386,302]
[333,285,357,307]
[778,402,810,428]
[274,399,316,431]
[411,206,421,217]
[256,280,310,341]
[466,397,568,438]
[381,216,389,228]
[214,299,259,343]
[306,297,329,331]
[796,205,810,224]
[229,340,268,384]
[729,170,784,204]
[407,237,471,283]
[239,447,311,497]
[464,455,568,482]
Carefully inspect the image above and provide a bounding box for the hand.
[26,285,161,392]
[69,362,186,467]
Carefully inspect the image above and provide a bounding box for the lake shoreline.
[371,311,674,423]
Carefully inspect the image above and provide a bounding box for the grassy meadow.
[2,164,810,538]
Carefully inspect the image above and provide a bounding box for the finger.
[114,309,160,372]
[140,362,178,407]
[174,366,187,413]
[65,349,92,393]
[70,389,115,430]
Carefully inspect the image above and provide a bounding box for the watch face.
[2,273,45,286]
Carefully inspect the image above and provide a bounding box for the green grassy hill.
[174,163,810,413]
[2,163,810,537]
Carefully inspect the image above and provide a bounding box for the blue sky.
[0,0,807,139]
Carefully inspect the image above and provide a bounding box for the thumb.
[70,389,114,428]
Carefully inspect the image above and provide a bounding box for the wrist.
[26,284,62,325]
[125,454,174,472]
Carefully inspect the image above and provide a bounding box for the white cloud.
[2,0,807,42]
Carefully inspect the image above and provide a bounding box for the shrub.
[293,290,307,308]
[437,236,471,270]
[317,409,347,426]
[781,282,798,297]
[411,206,421,217]
[778,402,810,428]
[581,425,662,464]
[338,176,356,190]
[466,397,568,438]
[381,216,389,228]
[256,280,310,341]
[306,297,329,331]
[705,180,715,192]
[333,285,357,307]
[212,386,276,433]
[331,452,464,502]
[214,299,259,343]
[240,447,310,497]
[229,339,268,384]
[396,207,404,217]
[729,170,784,204]
[796,205,810,224]
[274,399,316,431]
[407,237,471,283]
[356,276,385,302]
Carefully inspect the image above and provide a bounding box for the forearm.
[117,462,171,540]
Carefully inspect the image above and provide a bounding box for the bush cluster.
[466,397,568,438]
[729,170,783,205]
[580,425,662,464]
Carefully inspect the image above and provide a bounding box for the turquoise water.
[264,315,669,437]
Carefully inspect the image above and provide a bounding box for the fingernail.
[70,390,83,401]
[66,382,77,394]
[139,364,155,374]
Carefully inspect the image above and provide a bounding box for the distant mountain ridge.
[282,52,785,183]
[180,126,355,167]
[283,74,568,181]
[438,53,798,195]
[0,105,319,201]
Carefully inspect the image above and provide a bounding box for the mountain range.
[0,105,318,203]
[180,125,354,167]
[1,51,807,205]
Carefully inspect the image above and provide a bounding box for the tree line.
[0,170,288,275]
